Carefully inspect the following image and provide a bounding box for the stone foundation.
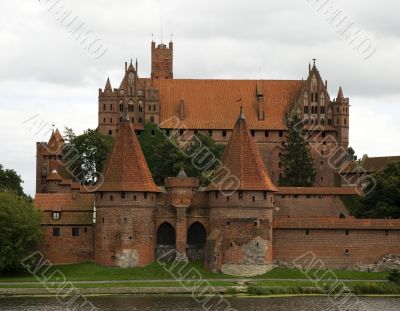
[116,249,139,268]
[221,264,273,276]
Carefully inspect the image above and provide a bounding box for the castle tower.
[164,168,199,261]
[36,129,65,193]
[94,116,160,267]
[151,41,173,79]
[333,86,349,149]
[206,108,278,275]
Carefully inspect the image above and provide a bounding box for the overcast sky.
[1,0,399,196]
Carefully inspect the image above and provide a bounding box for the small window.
[180,129,184,135]
[226,221,230,227]
[345,230,349,235]
[121,192,125,199]
[194,130,198,134]
[345,249,349,255]
[278,162,282,168]
[264,130,269,137]
[238,191,243,199]
[264,191,267,200]
[110,104,113,110]
[279,131,283,137]
[103,104,106,111]
[215,192,219,199]
[144,192,148,199]
[254,221,258,227]
[251,130,255,137]
[151,130,155,136]
[100,192,103,199]
[52,212,60,220]
[108,130,112,136]
[385,230,389,236]
[53,227,60,237]
[72,227,80,237]
[134,195,137,201]
[124,218,128,224]
[208,130,212,137]
[321,176,324,181]
[102,217,104,223]
[306,229,310,235]
[294,194,298,198]
[222,130,227,137]
[84,227,88,233]
[110,195,114,201]
[252,196,255,202]
[103,117,106,123]
[226,196,229,202]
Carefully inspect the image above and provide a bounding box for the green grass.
[257,268,388,280]
[0,262,388,283]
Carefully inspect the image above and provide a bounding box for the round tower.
[206,108,278,276]
[94,118,160,267]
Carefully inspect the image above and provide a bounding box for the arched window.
[156,222,176,261]
[150,116,155,123]
[138,117,143,123]
[187,222,206,261]
[320,118,325,125]
[311,76,318,102]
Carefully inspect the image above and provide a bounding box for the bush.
[351,283,400,295]
[247,286,322,296]
[388,270,400,285]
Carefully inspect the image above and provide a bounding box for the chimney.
[179,99,185,121]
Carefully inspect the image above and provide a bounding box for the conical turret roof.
[97,120,160,192]
[207,109,278,192]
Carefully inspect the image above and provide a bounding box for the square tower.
[151,41,173,79]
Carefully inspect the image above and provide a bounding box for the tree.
[0,192,42,274]
[347,146,357,161]
[0,164,24,196]
[63,128,114,184]
[354,162,400,218]
[279,116,316,186]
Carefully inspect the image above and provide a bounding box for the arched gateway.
[187,222,206,261]
[156,222,176,261]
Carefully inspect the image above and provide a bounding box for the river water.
[1,296,400,310]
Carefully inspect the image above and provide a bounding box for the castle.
[34,41,400,275]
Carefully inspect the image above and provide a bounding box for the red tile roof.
[148,79,302,130]
[97,119,160,192]
[207,111,278,191]
[35,193,94,211]
[274,217,400,230]
[277,187,358,195]
[340,156,400,174]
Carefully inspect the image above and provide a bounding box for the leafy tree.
[279,116,316,186]
[0,192,42,274]
[354,162,400,218]
[63,128,114,184]
[0,164,24,196]
[347,146,357,161]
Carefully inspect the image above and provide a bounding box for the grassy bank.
[0,262,389,283]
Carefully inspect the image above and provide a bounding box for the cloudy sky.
[1,0,399,196]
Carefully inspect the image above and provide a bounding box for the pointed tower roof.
[337,86,344,98]
[46,169,62,181]
[177,167,188,178]
[104,77,112,91]
[97,120,160,192]
[207,109,278,192]
[47,129,64,151]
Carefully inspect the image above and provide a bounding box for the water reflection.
[1,296,400,311]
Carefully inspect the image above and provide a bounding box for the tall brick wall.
[40,225,94,264]
[273,228,400,269]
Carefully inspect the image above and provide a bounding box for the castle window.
[120,104,124,112]
[144,192,148,199]
[320,119,325,125]
[166,130,170,136]
[208,130,212,137]
[180,129,184,136]
[226,196,229,202]
[151,130,155,136]
[110,195,113,201]
[254,221,258,227]
[215,191,218,199]
[265,130,269,137]
[72,227,80,237]
[121,192,125,199]
[53,228,60,237]
[304,106,309,114]
[264,191,267,200]
[337,107,340,113]
[345,249,349,255]
[345,230,349,235]
[306,229,310,235]
[238,191,243,199]
[103,117,106,123]
[52,212,60,220]
[103,104,106,111]
[128,104,134,112]
[251,130,255,137]
[110,104,113,110]
[320,107,325,114]
[138,117,143,123]
[100,192,103,199]
[321,160,324,166]
[119,117,123,123]
[194,130,198,134]
[278,162,282,168]
[150,116,155,123]
[102,217,104,223]
[134,195,137,201]
[321,176,324,181]
[322,131,326,138]
[222,130,226,137]
[385,230,389,236]
[124,218,127,224]
[306,194,311,198]
[154,105,156,111]
[294,194,298,198]
[279,131,283,137]
[108,130,112,136]
[139,105,143,112]
[226,221,230,227]
[344,118,347,125]
[110,118,112,123]
[252,196,255,202]
[230,242,233,247]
